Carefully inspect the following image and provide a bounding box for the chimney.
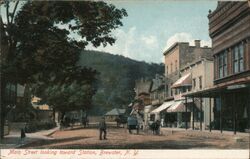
[194,40,200,48]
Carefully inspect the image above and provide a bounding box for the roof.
[150,75,165,92]
[105,108,126,116]
[33,104,52,110]
[171,73,192,88]
[151,101,175,114]
[163,42,188,55]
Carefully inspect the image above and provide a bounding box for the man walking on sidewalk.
[99,117,107,140]
[20,128,26,145]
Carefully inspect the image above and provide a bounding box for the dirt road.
[21,127,249,149]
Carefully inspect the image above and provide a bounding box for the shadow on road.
[38,139,215,149]
[20,136,90,149]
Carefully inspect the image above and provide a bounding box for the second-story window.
[218,51,227,78]
[166,65,168,75]
[175,60,177,72]
[171,63,173,73]
[199,76,202,89]
[193,78,196,89]
[165,85,168,97]
[233,43,244,73]
[170,83,173,96]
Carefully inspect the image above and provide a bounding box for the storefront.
[183,82,250,134]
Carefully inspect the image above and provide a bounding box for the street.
[20,125,249,149]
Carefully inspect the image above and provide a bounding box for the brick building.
[164,40,212,98]
[161,40,212,128]
[184,1,250,134]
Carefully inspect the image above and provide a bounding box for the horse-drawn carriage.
[115,115,127,128]
[127,116,139,134]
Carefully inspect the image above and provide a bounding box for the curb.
[16,127,59,148]
[45,127,59,137]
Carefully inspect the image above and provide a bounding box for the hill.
[78,50,164,115]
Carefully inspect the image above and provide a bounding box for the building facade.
[161,40,212,128]
[149,74,166,122]
[178,58,214,129]
[164,40,212,98]
[208,1,250,132]
[184,1,250,133]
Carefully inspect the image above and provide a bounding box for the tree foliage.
[0,1,127,136]
[31,66,98,113]
[1,1,127,85]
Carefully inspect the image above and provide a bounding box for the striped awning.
[166,100,191,112]
[171,73,192,88]
[151,101,175,113]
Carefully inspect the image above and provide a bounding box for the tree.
[0,1,127,138]
[31,66,98,120]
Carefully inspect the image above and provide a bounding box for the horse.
[115,116,127,128]
[149,121,160,135]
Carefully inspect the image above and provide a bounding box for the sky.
[1,1,218,64]
[86,1,217,63]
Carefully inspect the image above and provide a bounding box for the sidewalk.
[0,126,59,149]
[161,127,250,137]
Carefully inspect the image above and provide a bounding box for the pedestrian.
[161,118,164,127]
[99,116,107,140]
[156,120,161,135]
[20,128,26,145]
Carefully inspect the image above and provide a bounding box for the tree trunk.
[61,111,65,121]
[0,79,7,140]
[52,108,55,122]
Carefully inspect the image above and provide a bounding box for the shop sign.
[227,84,246,90]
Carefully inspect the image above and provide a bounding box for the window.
[199,76,202,89]
[218,51,227,78]
[166,65,168,75]
[193,78,196,89]
[165,85,168,97]
[150,114,155,121]
[175,60,177,72]
[233,43,244,73]
[170,83,173,96]
[170,63,173,73]
[175,89,177,95]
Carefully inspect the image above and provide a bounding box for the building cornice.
[180,58,213,72]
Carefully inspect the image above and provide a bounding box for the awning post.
[185,97,188,130]
[192,97,195,130]
[233,93,236,135]
[209,97,212,132]
[200,97,202,131]
[220,94,223,133]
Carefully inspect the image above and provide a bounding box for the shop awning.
[166,100,188,112]
[171,73,192,88]
[151,101,174,114]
